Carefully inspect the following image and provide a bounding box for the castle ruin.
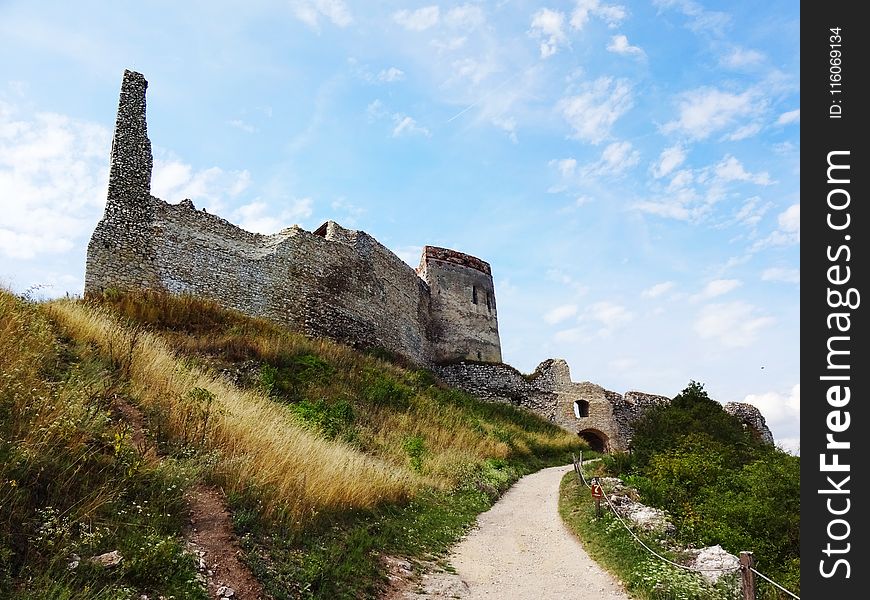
[85,70,773,452]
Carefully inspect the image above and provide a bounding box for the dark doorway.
[573,400,589,418]
[578,429,608,453]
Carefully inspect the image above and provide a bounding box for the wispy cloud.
[558,77,633,144]
[651,144,687,178]
[391,113,430,138]
[0,105,109,260]
[642,281,675,298]
[152,156,251,214]
[232,198,313,234]
[761,267,800,284]
[377,67,405,83]
[544,303,578,324]
[776,109,800,126]
[607,34,645,58]
[720,47,765,69]
[662,87,761,140]
[571,0,628,30]
[694,301,775,347]
[292,0,353,31]
[529,8,567,58]
[691,278,742,301]
[393,6,440,31]
[753,203,799,250]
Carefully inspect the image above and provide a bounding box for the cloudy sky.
[0,1,799,452]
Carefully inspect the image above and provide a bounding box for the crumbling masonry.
[85,70,773,451]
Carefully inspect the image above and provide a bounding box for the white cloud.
[651,144,686,178]
[713,155,772,185]
[662,87,760,140]
[0,105,110,260]
[694,301,775,347]
[725,122,762,141]
[228,119,256,133]
[529,8,567,58]
[544,304,578,324]
[391,113,430,138]
[721,47,765,69]
[587,301,634,330]
[444,4,485,29]
[366,99,387,121]
[642,281,674,298]
[692,278,742,301]
[394,245,424,268]
[393,6,440,31]
[558,77,633,144]
[232,198,313,234]
[776,109,800,125]
[607,34,645,58]
[734,196,771,228]
[292,0,353,31]
[653,0,730,33]
[761,267,800,284]
[779,203,800,232]
[581,140,640,177]
[549,158,577,178]
[743,383,800,438]
[571,0,628,30]
[377,67,405,83]
[554,326,585,343]
[152,157,251,213]
[632,200,692,221]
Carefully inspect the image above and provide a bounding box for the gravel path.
[406,465,632,599]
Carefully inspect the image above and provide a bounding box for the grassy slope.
[2,290,585,598]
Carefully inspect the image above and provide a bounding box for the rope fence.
[570,453,800,600]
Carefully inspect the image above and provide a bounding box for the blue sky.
[0,1,800,451]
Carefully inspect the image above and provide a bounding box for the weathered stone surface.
[84,70,776,453]
[85,71,501,369]
[724,402,774,445]
[686,545,740,583]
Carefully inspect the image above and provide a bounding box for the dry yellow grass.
[47,299,420,524]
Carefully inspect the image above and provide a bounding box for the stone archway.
[578,428,609,453]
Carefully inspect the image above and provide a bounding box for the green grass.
[3,289,586,597]
[0,290,206,599]
[558,472,741,600]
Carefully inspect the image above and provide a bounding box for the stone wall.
[419,247,501,364]
[438,359,673,451]
[84,69,500,369]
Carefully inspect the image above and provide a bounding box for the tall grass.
[47,299,420,525]
[1,290,205,598]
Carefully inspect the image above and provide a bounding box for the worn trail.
[405,465,632,599]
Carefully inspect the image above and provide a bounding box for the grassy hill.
[0,289,584,599]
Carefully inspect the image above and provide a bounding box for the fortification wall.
[437,359,672,451]
[419,247,501,364]
[84,69,499,369]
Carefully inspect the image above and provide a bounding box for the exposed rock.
[685,544,740,583]
[724,402,775,444]
[90,550,123,567]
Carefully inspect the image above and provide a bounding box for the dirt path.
[186,485,267,600]
[112,398,266,599]
[404,465,632,599]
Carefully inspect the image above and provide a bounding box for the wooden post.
[579,450,583,467]
[595,498,601,518]
[740,551,755,600]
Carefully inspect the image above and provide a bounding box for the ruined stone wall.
[85,70,157,292]
[84,69,497,369]
[418,247,501,364]
[437,359,673,451]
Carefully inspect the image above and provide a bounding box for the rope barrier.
[750,567,800,599]
[570,456,801,598]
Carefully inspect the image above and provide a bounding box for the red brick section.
[421,246,492,275]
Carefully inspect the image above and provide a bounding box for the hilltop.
[0,288,584,599]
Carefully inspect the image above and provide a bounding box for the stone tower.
[418,246,502,364]
[85,69,157,292]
